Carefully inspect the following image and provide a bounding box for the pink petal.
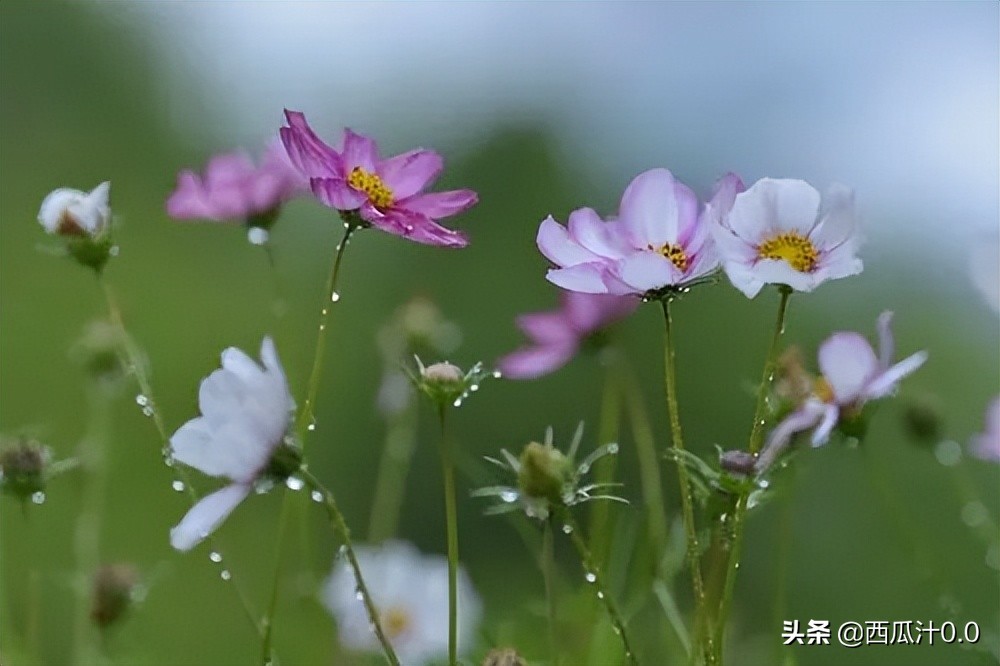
[619,168,679,248]
[537,216,600,267]
[672,181,701,245]
[497,343,578,380]
[377,149,443,199]
[567,208,630,259]
[546,263,610,294]
[818,332,879,404]
[517,311,575,344]
[310,178,366,210]
[166,171,214,220]
[204,152,256,187]
[810,403,841,446]
[399,190,478,220]
[281,110,344,178]
[564,292,638,332]
[757,400,826,471]
[170,483,251,552]
[614,251,681,293]
[370,207,468,248]
[865,351,927,400]
[341,129,379,172]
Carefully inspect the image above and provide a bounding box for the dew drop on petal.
[330,292,341,303]
[220,569,232,581]
[310,490,323,503]
[31,491,45,504]
[499,490,517,503]
[135,394,149,407]
[285,476,305,491]
[585,572,597,584]
[171,480,185,492]
[209,551,223,563]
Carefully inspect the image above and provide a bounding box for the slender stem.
[368,401,419,543]
[542,518,559,665]
[437,405,459,666]
[298,468,400,666]
[712,288,791,662]
[293,224,355,442]
[659,299,707,634]
[260,490,295,665]
[72,387,112,665]
[97,276,262,638]
[558,508,638,665]
[587,354,623,570]
[653,579,691,658]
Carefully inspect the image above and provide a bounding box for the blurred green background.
[1,2,997,665]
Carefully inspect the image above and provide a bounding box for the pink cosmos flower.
[970,397,1000,463]
[757,312,927,472]
[279,110,477,248]
[712,179,862,298]
[497,292,638,380]
[166,142,307,224]
[536,169,742,296]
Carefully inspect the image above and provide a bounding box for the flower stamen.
[347,167,394,209]
[382,606,412,639]
[814,377,835,403]
[757,232,818,272]
[650,243,688,271]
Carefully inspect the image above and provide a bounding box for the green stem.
[260,490,295,665]
[293,224,355,442]
[712,288,791,662]
[542,518,559,665]
[298,468,400,666]
[437,405,459,666]
[72,387,112,665]
[367,401,419,543]
[659,298,708,651]
[588,354,623,571]
[558,508,638,665]
[98,276,263,639]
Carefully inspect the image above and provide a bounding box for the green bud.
[517,441,570,503]
[482,648,527,666]
[0,439,50,501]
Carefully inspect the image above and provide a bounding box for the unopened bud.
[90,563,139,628]
[518,441,570,503]
[482,648,526,666]
[422,362,464,385]
[719,449,757,476]
[0,439,50,501]
[37,182,114,271]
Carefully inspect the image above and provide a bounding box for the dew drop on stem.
[209,551,223,563]
[330,292,341,303]
[31,491,45,504]
[171,480,185,492]
[220,570,232,581]
[585,572,597,584]
[310,490,323,503]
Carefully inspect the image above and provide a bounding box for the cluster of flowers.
[19,107,998,665]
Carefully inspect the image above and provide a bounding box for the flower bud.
[90,563,139,628]
[0,439,50,501]
[422,362,464,385]
[482,648,527,666]
[517,441,570,503]
[37,182,114,272]
[719,449,757,476]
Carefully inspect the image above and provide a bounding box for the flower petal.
[537,216,600,267]
[546,263,609,293]
[757,400,826,471]
[751,259,820,293]
[371,208,469,248]
[497,343,578,380]
[619,168,679,247]
[810,183,856,249]
[614,251,682,292]
[310,178,366,211]
[563,291,638,332]
[567,208,630,259]
[399,190,477,220]
[875,311,895,370]
[516,312,574,344]
[729,178,821,241]
[865,351,928,400]
[281,110,344,178]
[170,484,251,552]
[377,149,443,199]
[810,403,841,446]
[341,129,379,173]
[818,332,879,404]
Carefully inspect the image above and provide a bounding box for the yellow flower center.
[650,243,688,271]
[757,232,818,272]
[814,377,835,403]
[382,606,412,639]
[347,167,394,209]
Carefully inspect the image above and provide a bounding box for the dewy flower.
[166,141,307,243]
[321,540,482,665]
[970,396,1000,463]
[537,168,741,297]
[280,110,477,248]
[757,312,927,472]
[169,337,297,552]
[38,182,111,238]
[498,291,638,380]
[712,178,862,298]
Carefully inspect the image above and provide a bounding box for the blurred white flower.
[969,235,999,313]
[169,337,296,552]
[37,182,111,237]
[971,396,1000,463]
[321,540,482,665]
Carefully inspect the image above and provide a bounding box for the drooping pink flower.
[498,292,638,379]
[280,110,477,248]
[711,179,862,299]
[536,169,742,296]
[166,142,307,224]
[970,397,1000,463]
[757,312,927,472]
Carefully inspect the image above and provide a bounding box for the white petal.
[729,178,820,241]
[810,183,855,249]
[818,332,879,404]
[567,207,629,259]
[864,351,928,400]
[810,403,841,446]
[619,168,678,248]
[721,261,765,299]
[170,484,251,552]
[757,401,825,471]
[37,188,87,233]
[751,259,819,292]
[546,263,610,294]
[537,215,599,267]
[614,251,681,292]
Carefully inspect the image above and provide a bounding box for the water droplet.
[163,454,175,467]
[330,292,341,303]
[310,490,323,503]
[209,551,223,563]
[220,569,232,581]
[585,572,597,583]
[338,545,348,557]
[135,394,149,406]
[607,443,619,454]
[469,384,479,392]
[961,501,989,528]
[142,406,154,417]
[453,399,462,407]
[561,524,573,534]
[492,370,502,378]
[109,245,120,257]
[319,324,326,331]
[31,491,45,504]
[355,590,365,601]
[171,480,185,492]
[321,308,328,316]
[934,440,962,467]
[499,490,517,503]
[307,422,316,432]
[613,626,621,635]
[247,227,270,246]
[404,224,414,233]
[285,476,305,491]
[597,591,605,599]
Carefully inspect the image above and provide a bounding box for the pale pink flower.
[712,179,862,298]
[537,169,741,296]
[970,397,1000,463]
[498,292,638,379]
[280,110,477,248]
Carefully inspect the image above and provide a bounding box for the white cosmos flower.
[169,337,295,552]
[321,540,482,665]
[712,178,862,298]
[37,181,111,237]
